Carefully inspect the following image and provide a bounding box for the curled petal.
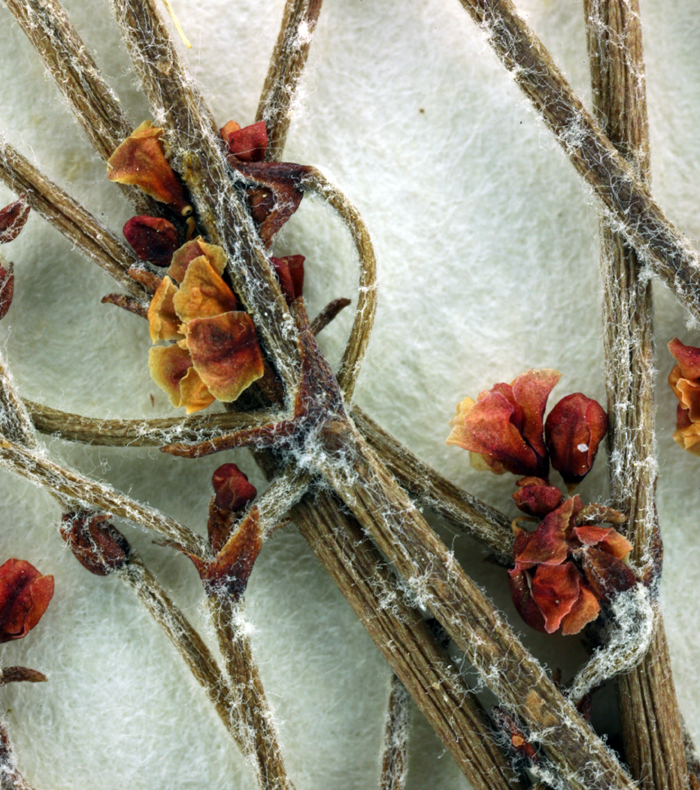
[212,463,257,512]
[185,312,264,402]
[0,263,14,322]
[148,277,181,342]
[511,369,560,460]
[673,417,700,455]
[0,198,30,243]
[173,256,237,322]
[572,525,632,560]
[545,393,608,486]
[107,122,190,215]
[226,121,268,162]
[530,562,581,634]
[513,497,577,569]
[148,344,195,408]
[512,477,562,517]
[168,237,227,283]
[560,582,600,635]
[508,567,547,633]
[447,392,542,477]
[0,559,54,643]
[179,368,216,414]
[124,216,179,267]
[668,338,700,381]
[580,547,637,605]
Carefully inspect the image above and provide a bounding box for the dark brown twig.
[379,675,411,790]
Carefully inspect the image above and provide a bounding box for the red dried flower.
[509,497,634,635]
[212,464,257,512]
[545,393,608,486]
[221,120,269,162]
[447,369,560,478]
[123,216,179,267]
[0,197,30,244]
[512,477,562,517]
[0,559,54,643]
[60,511,131,576]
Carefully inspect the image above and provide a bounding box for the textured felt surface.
[0,0,698,787]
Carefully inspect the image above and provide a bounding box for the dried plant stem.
[209,594,294,790]
[379,675,411,790]
[0,721,35,790]
[0,140,148,301]
[352,406,514,563]
[321,424,637,790]
[292,490,523,790]
[302,168,377,401]
[110,0,300,392]
[454,0,700,323]
[0,438,206,557]
[2,0,161,216]
[257,0,324,160]
[584,2,687,787]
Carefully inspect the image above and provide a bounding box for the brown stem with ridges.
[584,1,687,787]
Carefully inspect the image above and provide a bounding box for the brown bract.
[0,559,54,643]
[545,393,608,486]
[509,496,634,635]
[147,239,263,412]
[668,338,700,454]
[107,121,191,215]
[60,511,131,576]
[447,369,560,478]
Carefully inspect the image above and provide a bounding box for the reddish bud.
[123,216,179,267]
[512,477,562,517]
[212,463,257,511]
[0,263,14,322]
[0,559,54,643]
[225,121,268,162]
[60,511,130,576]
[545,393,608,486]
[271,255,305,304]
[0,198,29,243]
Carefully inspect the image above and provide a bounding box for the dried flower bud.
[123,216,179,267]
[512,477,562,517]
[223,121,268,162]
[60,511,130,576]
[107,122,191,215]
[212,463,257,511]
[0,263,14,322]
[0,559,54,643]
[0,198,29,243]
[271,255,305,304]
[0,666,47,685]
[544,393,608,486]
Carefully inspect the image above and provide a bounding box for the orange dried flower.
[0,559,54,643]
[668,338,700,454]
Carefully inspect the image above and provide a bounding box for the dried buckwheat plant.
[0,1,699,789]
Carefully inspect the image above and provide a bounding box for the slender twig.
[2,0,162,216]
[208,594,295,790]
[379,675,411,790]
[0,139,148,301]
[352,406,514,563]
[310,297,351,335]
[256,0,324,160]
[0,720,35,790]
[583,3,687,787]
[453,0,700,323]
[302,168,377,402]
[0,437,206,557]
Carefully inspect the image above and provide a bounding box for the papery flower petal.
[107,122,190,214]
[226,121,268,162]
[530,562,581,634]
[124,215,179,267]
[173,256,237,322]
[0,263,14,322]
[185,312,264,402]
[0,559,54,643]
[572,525,632,560]
[545,393,608,486]
[508,567,547,633]
[512,477,562,517]
[271,255,305,304]
[560,582,600,635]
[168,237,227,283]
[0,198,30,243]
[179,367,216,414]
[148,344,195,408]
[513,496,579,569]
[668,338,700,381]
[580,547,637,605]
[148,276,181,342]
[673,418,700,455]
[511,369,560,460]
[447,391,541,477]
[675,376,700,422]
[220,119,241,142]
[212,463,257,512]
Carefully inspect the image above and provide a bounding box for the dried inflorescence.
[668,338,700,454]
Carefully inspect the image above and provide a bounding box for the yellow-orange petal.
[148,345,193,408]
[148,277,181,342]
[173,256,237,323]
[673,422,700,454]
[179,367,216,414]
[168,237,227,283]
[107,122,189,214]
[446,397,476,448]
[185,312,264,402]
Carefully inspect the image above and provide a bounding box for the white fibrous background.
[0,0,698,788]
